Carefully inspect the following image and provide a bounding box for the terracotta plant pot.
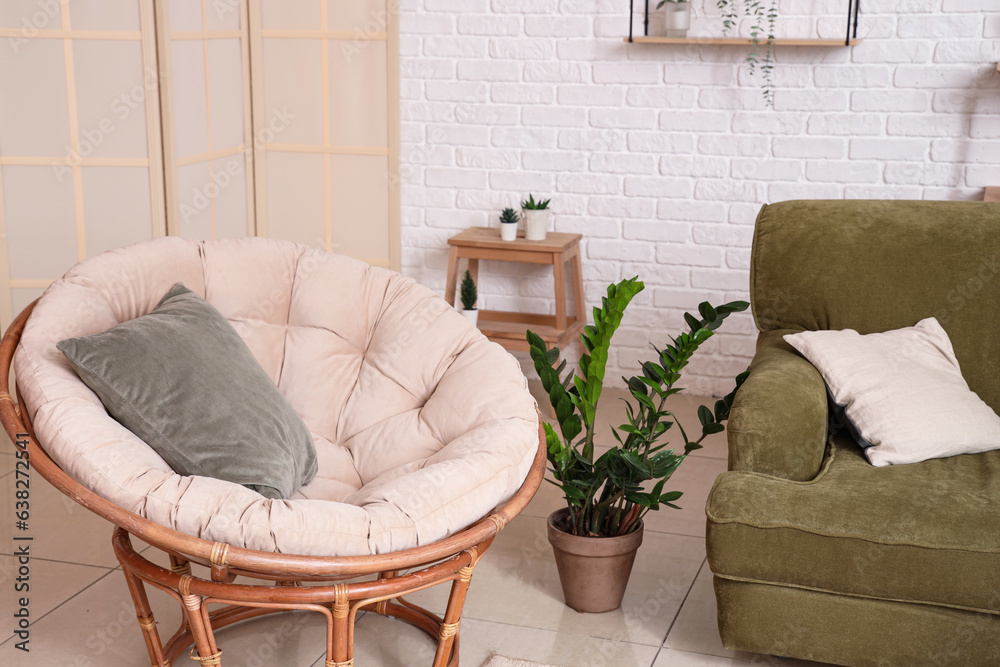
[546,508,644,613]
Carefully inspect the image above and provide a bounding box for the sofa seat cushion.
[14,237,539,557]
[707,431,1000,614]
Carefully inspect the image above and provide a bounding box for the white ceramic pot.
[664,1,691,38]
[523,210,551,241]
[461,309,479,326]
[500,222,518,242]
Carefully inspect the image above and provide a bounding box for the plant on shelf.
[656,0,691,38]
[499,207,520,242]
[521,194,551,210]
[520,194,552,242]
[717,0,779,106]
[459,269,478,326]
[527,276,748,613]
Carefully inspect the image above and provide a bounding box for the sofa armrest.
[727,330,829,481]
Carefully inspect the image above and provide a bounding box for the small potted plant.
[521,195,551,241]
[527,277,748,613]
[459,269,478,326]
[499,207,519,242]
[657,0,691,38]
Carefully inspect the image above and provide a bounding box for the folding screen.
[0,0,165,328]
[0,0,400,331]
[248,0,400,267]
[155,0,254,240]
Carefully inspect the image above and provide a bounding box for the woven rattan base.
[112,528,490,666]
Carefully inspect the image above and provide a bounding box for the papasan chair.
[0,236,544,667]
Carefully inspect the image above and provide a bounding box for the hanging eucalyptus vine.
[717,0,779,106]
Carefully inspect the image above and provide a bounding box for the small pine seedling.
[500,207,520,224]
[460,270,477,310]
[521,194,551,210]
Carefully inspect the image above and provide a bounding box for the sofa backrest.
[752,199,1000,412]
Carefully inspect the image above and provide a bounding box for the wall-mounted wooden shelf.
[624,36,862,46]
[627,0,861,47]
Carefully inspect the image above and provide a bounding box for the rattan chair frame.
[0,301,546,667]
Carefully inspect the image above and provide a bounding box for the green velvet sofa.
[706,199,1000,667]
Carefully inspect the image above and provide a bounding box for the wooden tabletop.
[447,227,582,253]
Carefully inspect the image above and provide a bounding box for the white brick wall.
[396,0,1000,396]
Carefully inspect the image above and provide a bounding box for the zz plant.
[528,277,748,538]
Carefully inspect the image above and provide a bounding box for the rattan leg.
[169,554,192,576]
[327,584,354,667]
[179,576,222,665]
[120,560,170,667]
[432,560,475,667]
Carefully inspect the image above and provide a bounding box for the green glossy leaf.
[697,404,713,427]
[632,390,656,411]
[641,361,663,383]
[698,302,717,323]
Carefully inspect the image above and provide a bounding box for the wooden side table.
[444,227,585,352]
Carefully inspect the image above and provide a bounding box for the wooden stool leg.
[553,252,567,330]
[432,561,475,667]
[120,566,170,667]
[179,576,221,666]
[570,250,585,322]
[444,247,460,307]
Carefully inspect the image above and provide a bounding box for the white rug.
[480,654,560,667]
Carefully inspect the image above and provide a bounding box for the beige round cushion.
[14,237,538,556]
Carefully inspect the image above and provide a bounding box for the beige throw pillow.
[784,317,1000,466]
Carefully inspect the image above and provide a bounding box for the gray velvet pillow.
[57,283,317,499]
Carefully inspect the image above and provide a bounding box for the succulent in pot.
[499,207,519,242]
[521,194,551,241]
[527,277,748,612]
[459,269,478,326]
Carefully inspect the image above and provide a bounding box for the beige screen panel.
[2,166,79,280]
[0,0,165,330]
[250,0,399,269]
[264,151,324,247]
[157,0,254,240]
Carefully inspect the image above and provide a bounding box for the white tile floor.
[0,390,829,667]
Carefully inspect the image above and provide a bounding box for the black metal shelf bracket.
[846,0,861,46]
[628,0,634,41]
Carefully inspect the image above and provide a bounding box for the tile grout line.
[0,566,120,648]
[444,612,668,652]
[0,553,119,569]
[658,556,708,653]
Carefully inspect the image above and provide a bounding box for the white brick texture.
[398,0,1000,394]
